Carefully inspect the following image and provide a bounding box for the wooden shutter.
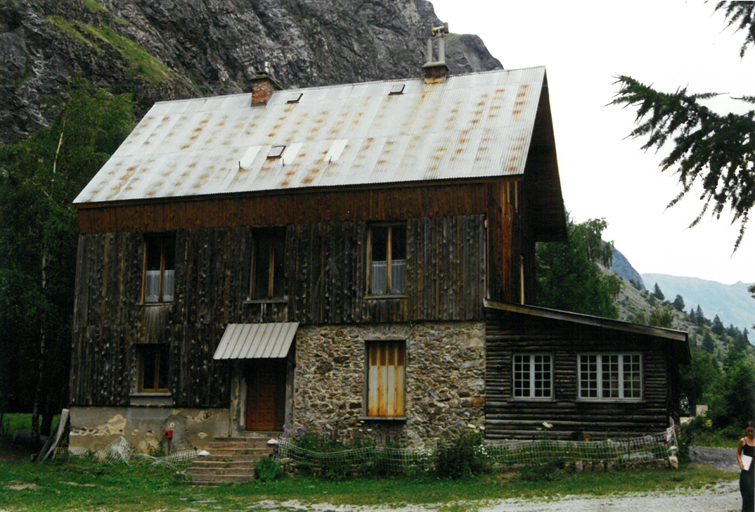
[367,341,405,417]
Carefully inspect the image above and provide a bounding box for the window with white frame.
[579,353,642,400]
[513,354,552,399]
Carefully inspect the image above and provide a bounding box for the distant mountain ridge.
[641,273,755,331]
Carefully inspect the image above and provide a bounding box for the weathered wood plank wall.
[77,183,495,234]
[484,309,675,440]
[70,215,488,406]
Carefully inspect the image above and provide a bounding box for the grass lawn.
[0,456,738,512]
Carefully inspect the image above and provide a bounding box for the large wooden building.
[69,48,688,452]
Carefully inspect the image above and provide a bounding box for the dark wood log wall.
[70,215,488,406]
[485,309,676,440]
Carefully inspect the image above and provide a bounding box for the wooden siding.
[484,308,678,440]
[487,181,530,304]
[70,215,487,406]
[77,183,493,234]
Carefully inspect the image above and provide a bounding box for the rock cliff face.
[0,0,501,143]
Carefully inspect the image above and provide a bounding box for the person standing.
[737,423,755,512]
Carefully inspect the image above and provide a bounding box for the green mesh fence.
[276,425,677,475]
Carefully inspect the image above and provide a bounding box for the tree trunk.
[31,253,47,445]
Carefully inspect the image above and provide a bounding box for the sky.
[431,0,755,285]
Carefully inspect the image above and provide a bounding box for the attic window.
[389,84,405,95]
[267,145,286,159]
[286,93,303,104]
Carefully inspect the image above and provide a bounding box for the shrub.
[434,430,488,479]
[255,457,282,482]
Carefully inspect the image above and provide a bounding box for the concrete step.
[200,454,269,463]
[186,467,254,477]
[188,474,254,485]
[188,435,279,485]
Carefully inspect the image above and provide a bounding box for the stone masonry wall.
[292,322,485,448]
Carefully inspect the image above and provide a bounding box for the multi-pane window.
[513,354,552,399]
[366,341,406,417]
[138,344,170,393]
[579,354,642,400]
[143,235,175,303]
[251,230,286,299]
[368,225,406,295]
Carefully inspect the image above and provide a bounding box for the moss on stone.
[83,0,107,13]
[76,23,175,83]
[46,16,102,52]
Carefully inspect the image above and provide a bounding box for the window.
[138,344,170,393]
[143,235,175,303]
[368,224,406,295]
[366,340,406,418]
[513,354,552,399]
[579,354,642,400]
[251,230,286,299]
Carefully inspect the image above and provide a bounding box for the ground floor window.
[513,353,552,399]
[138,344,170,393]
[366,340,406,417]
[579,353,642,400]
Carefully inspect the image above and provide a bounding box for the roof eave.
[484,299,691,363]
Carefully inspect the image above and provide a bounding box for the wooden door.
[246,359,287,431]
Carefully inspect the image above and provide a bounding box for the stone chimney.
[250,62,282,106]
[423,22,450,84]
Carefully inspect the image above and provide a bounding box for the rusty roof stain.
[75,67,548,204]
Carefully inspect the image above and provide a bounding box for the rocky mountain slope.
[0,0,501,143]
[610,246,644,290]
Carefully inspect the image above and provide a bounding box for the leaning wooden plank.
[40,408,70,462]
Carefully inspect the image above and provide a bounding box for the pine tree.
[536,216,623,319]
[696,305,709,326]
[612,2,755,248]
[712,315,725,335]
[672,294,685,311]
[702,331,715,353]
[652,283,665,301]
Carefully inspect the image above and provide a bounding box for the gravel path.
[251,481,740,512]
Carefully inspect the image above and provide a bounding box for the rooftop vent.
[287,92,303,104]
[423,22,450,84]
[267,145,286,159]
[389,84,405,95]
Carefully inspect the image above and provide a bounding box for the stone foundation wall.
[69,406,230,453]
[292,322,485,448]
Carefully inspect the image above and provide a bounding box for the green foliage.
[672,294,685,311]
[434,430,488,479]
[0,79,135,414]
[255,457,283,482]
[517,461,566,483]
[711,315,725,335]
[681,350,720,411]
[701,331,715,353]
[612,4,755,248]
[76,24,175,83]
[707,355,755,430]
[647,305,676,328]
[536,216,623,319]
[652,283,665,301]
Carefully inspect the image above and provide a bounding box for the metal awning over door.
[213,323,299,360]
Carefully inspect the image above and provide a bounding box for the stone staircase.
[185,435,277,485]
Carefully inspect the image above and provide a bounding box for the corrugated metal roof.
[74,67,547,204]
[213,323,299,360]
